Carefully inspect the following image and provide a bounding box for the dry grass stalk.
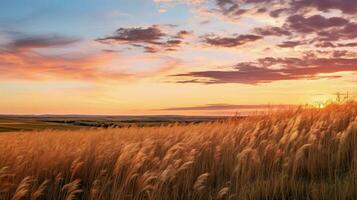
[0,102,355,200]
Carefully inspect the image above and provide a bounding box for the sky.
[0,0,356,115]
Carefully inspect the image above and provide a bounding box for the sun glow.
[309,94,333,108]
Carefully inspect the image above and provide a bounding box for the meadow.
[0,102,356,200]
[0,115,220,132]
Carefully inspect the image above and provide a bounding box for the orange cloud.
[0,48,130,81]
[173,55,357,84]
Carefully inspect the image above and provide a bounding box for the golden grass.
[0,102,356,200]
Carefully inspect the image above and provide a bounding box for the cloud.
[316,22,357,42]
[0,33,130,81]
[285,14,349,34]
[185,0,357,42]
[143,46,160,53]
[175,30,193,39]
[190,0,357,52]
[203,0,357,46]
[8,35,80,49]
[254,26,291,36]
[202,34,262,47]
[96,26,165,44]
[96,2,356,55]
[154,0,203,4]
[159,103,296,111]
[269,8,286,18]
[215,0,247,17]
[277,41,305,48]
[206,0,290,21]
[173,55,357,84]
[0,49,129,81]
[252,14,357,47]
[97,25,191,53]
[331,50,357,58]
[211,0,357,20]
[194,0,356,52]
[338,42,357,47]
[214,0,282,17]
[315,41,336,48]
[291,0,357,15]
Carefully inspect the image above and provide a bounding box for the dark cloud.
[315,23,357,41]
[209,0,357,41]
[332,50,357,58]
[96,26,165,44]
[175,30,193,39]
[286,14,348,33]
[160,103,295,111]
[173,56,357,84]
[338,42,357,47]
[244,0,275,3]
[97,25,191,53]
[215,0,276,17]
[6,35,79,50]
[209,0,357,49]
[251,13,356,49]
[214,0,357,19]
[273,14,357,46]
[269,8,286,18]
[292,0,357,14]
[315,41,336,48]
[278,41,305,48]
[202,34,262,47]
[254,26,291,36]
[143,46,159,53]
[332,50,348,58]
[166,39,182,46]
[208,0,357,51]
[257,8,267,13]
[215,0,242,16]
[140,40,183,53]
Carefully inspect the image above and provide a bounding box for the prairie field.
[0,102,356,200]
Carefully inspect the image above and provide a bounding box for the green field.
[0,115,223,132]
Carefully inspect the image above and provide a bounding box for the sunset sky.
[0,0,356,115]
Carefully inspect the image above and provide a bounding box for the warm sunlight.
[0,1,356,114]
[309,94,333,108]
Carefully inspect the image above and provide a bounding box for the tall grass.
[0,102,356,200]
